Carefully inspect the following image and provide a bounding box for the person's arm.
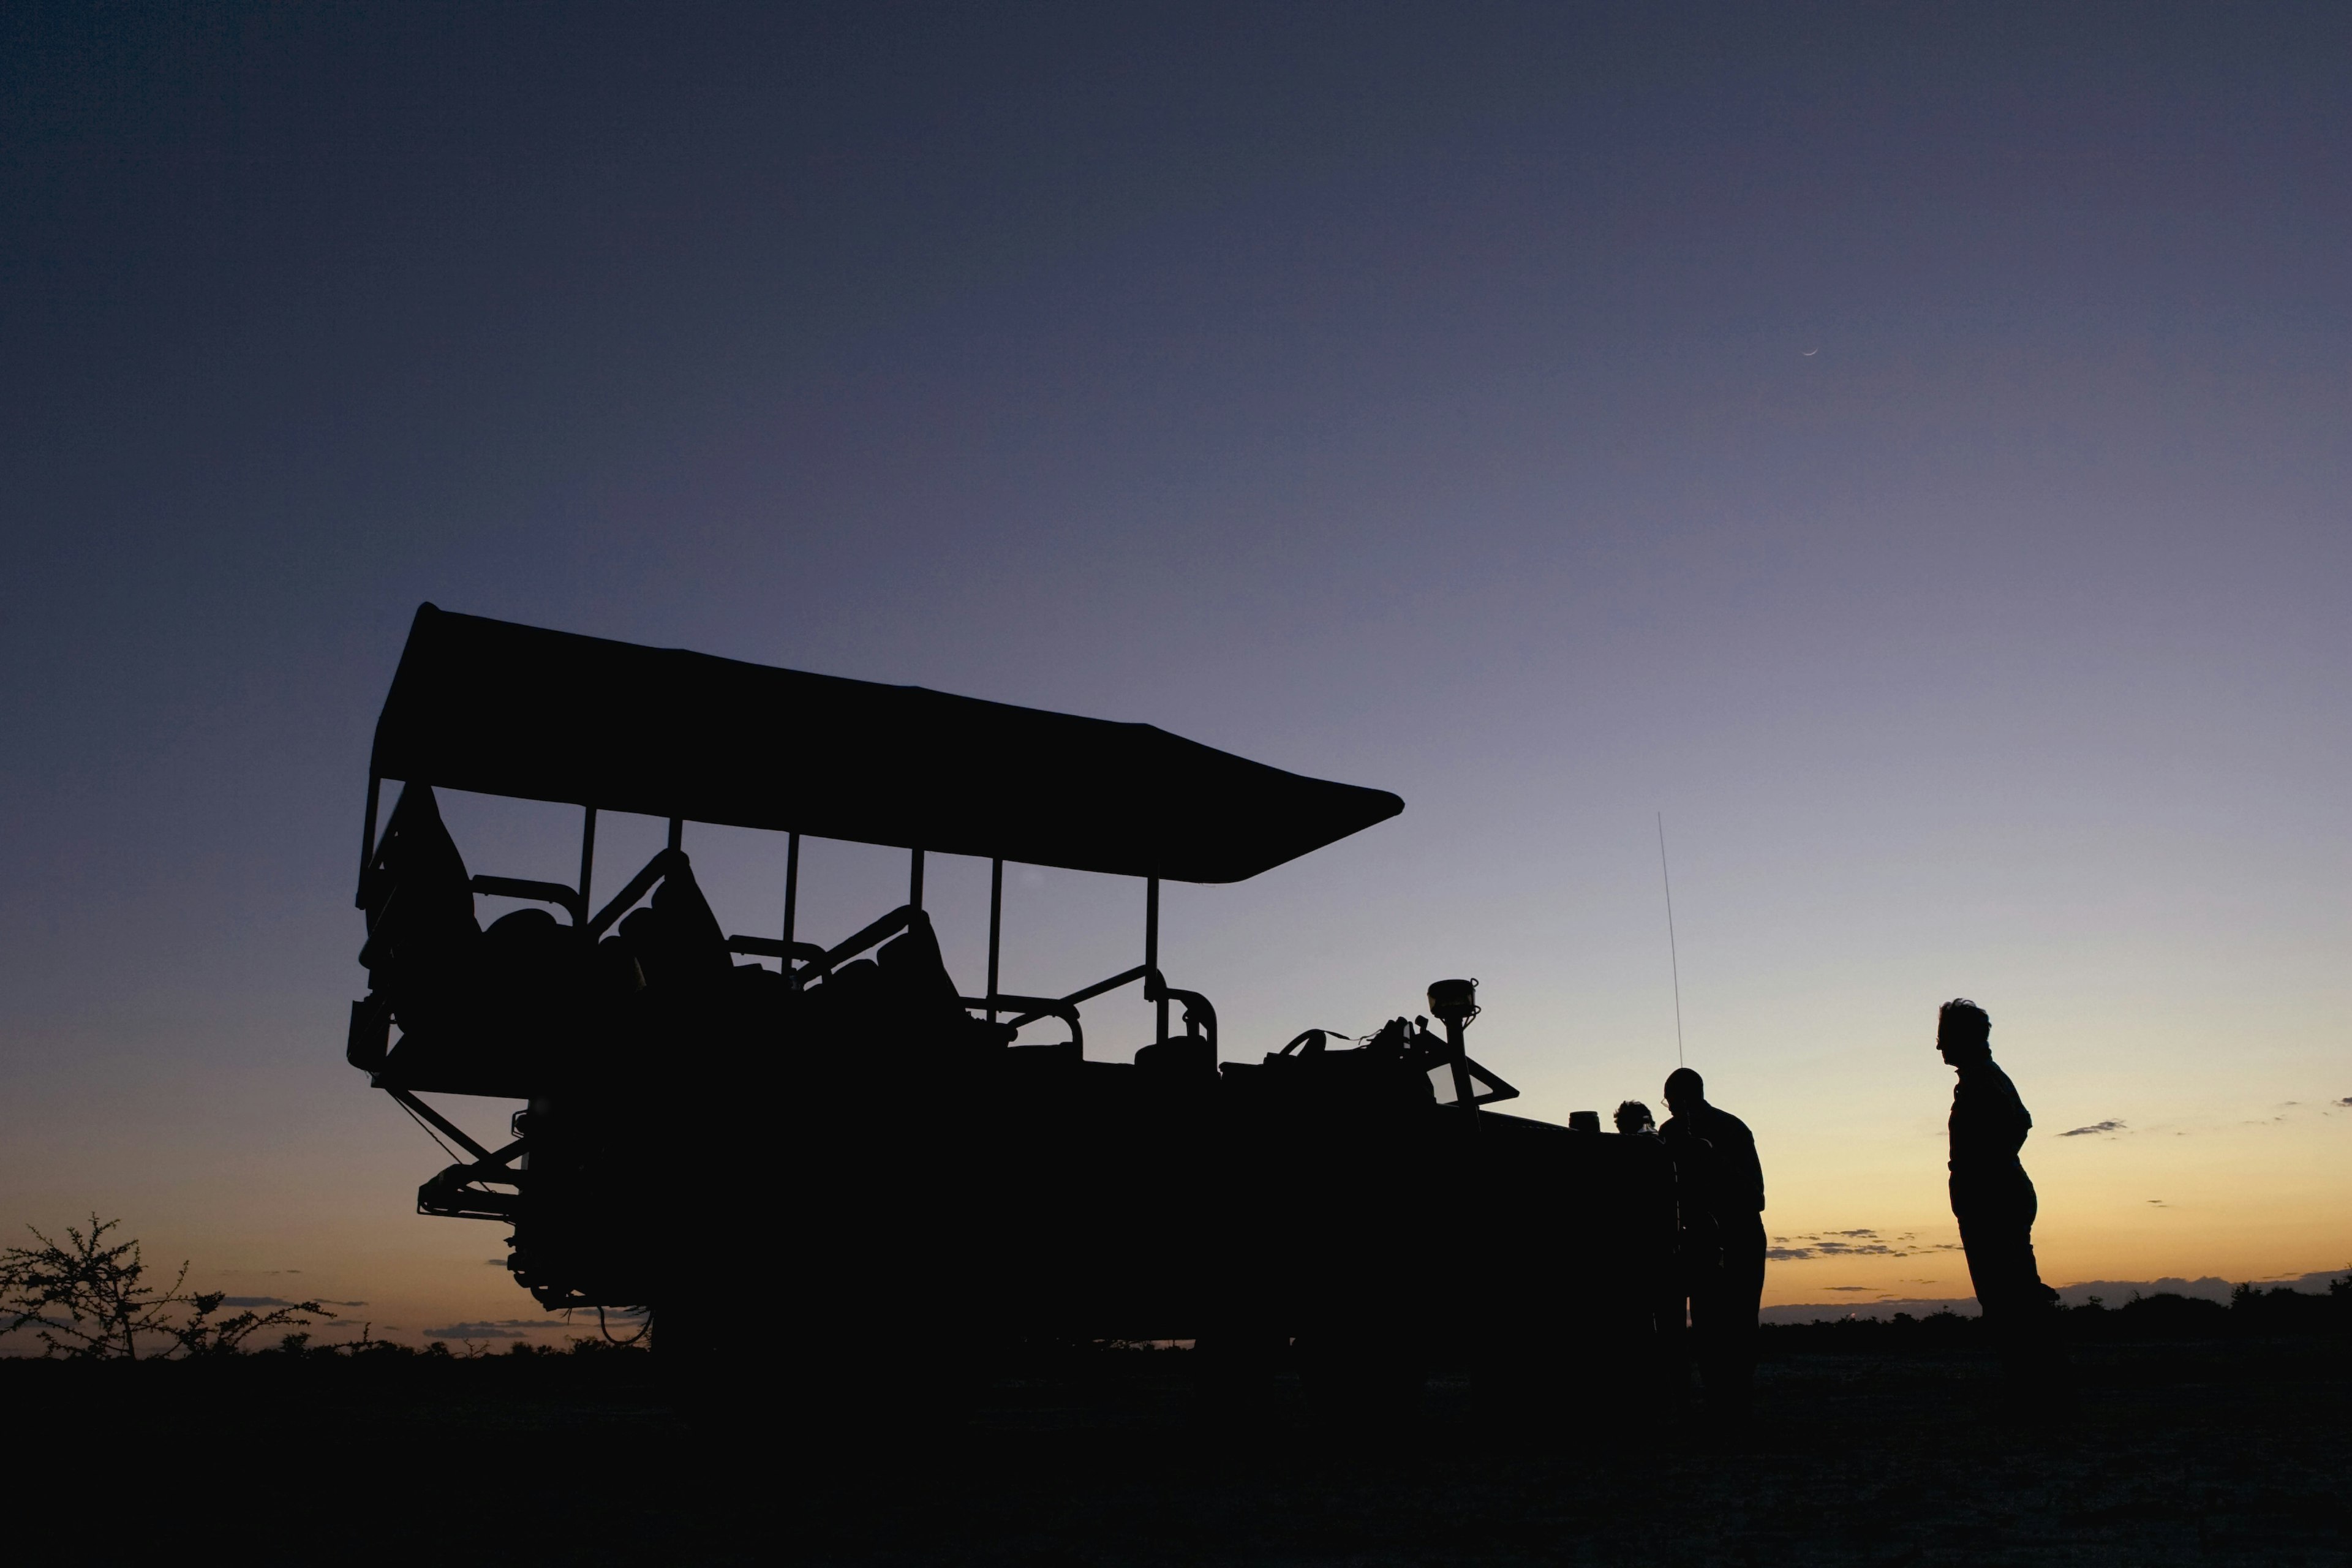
[1992,1066,2033,1156]
[1733,1120,1765,1212]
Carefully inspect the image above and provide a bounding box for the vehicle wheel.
[1193,1329,1291,1428]
[764,1308,971,1440]
[1297,1325,1424,1431]
[1473,1294,1648,1436]
[653,1297,732,1423]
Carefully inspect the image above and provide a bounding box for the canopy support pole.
[908,847,924,912]
[987,858,1003,1025]
[1147,876,1165,1044]
[666,816,683,854]
[783,832,801,950]
[576,807,597,922]
[356,774,382,907]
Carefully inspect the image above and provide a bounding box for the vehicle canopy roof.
[369,605,1403,884]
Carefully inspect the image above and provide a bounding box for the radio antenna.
[1657,811,1685,1068]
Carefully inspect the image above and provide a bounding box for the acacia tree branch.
[1,1216,330,1360]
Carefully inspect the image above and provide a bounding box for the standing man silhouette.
[1938,998,2061,1382]
[1660,1066,1765,1417]
[1614,1101,1685,1387]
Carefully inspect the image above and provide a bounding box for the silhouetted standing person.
[1615,1099,1684,1385]
[1659,1066,1765,1417]
[1938,998,2062,1384]
[1611,1099,1656,1137]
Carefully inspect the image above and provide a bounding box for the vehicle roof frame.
[365,603,1403,885]
[361,776,1183,1049]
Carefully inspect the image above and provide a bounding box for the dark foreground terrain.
[10,1328,2348,1566]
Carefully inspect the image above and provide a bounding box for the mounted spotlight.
[1426,977,1480,1031]
[1423,978,1484,1115]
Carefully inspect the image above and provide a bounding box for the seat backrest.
[876,913,963,1014]
[358,784,478,976]
[622,857,733,995]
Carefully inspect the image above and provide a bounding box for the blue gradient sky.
[4,4,2346,1338]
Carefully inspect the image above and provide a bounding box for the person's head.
[1663,1067,1704,1117]
[1614,1099,1656,1136]
[1937,998,1991,1067]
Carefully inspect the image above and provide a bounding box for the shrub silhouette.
[1,1216,328,1359]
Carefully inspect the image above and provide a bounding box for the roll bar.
[360,785,1216,1072]
[470,875,586,924]
[973,993,1083,1049]
[788,905,918,989]
[586,848,685,939]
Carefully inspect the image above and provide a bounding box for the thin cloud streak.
[417,1318,573,1341]
[1767,1227,1962,1263]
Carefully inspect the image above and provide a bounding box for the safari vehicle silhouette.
[347,605,1673,1411]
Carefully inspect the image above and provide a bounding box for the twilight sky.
[4,3,2346,1343]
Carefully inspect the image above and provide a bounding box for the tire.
[1193,1329,1291,1428]
[1297,1324,1425,1431]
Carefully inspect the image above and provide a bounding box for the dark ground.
[10,1329,2348,1566]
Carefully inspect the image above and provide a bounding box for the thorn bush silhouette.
[1,1216,328,1359]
